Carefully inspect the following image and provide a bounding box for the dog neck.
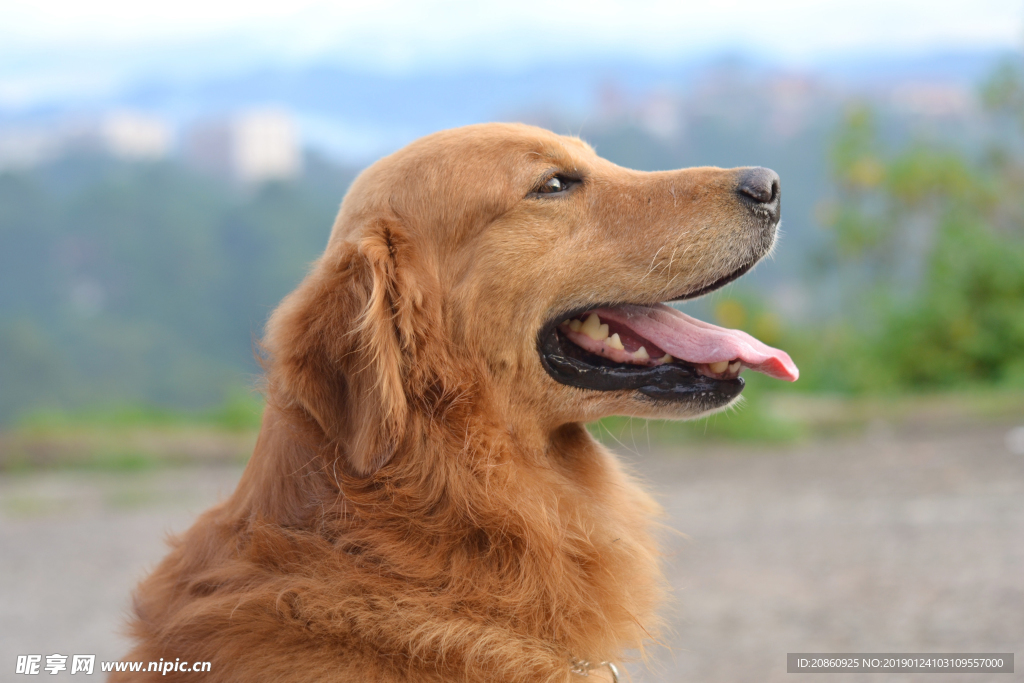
[222,401,664,682]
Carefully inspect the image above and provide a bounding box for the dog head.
[264,123,797,475]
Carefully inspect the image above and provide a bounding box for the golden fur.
[115,123,773,682]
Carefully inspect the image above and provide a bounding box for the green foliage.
[16,390,264,433]
[981,58,1024,123]
[879,219,1024,387]
[0,155,354,423]
[805,71,1024,393]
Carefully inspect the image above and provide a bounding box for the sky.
[1,0,1022,108]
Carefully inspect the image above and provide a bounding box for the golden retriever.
[114,123,797,682]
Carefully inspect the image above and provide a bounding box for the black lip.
[537,327,744,404]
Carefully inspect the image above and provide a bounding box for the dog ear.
[265,219,419,476]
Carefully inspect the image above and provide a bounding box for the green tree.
[818,62,1024,390]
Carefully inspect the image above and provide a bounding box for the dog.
[114,123,797,682]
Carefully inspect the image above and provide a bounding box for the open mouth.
[538,297,799,405]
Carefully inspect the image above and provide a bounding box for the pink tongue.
[594,304,799,382]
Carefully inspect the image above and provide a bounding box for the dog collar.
[570,658,620,682]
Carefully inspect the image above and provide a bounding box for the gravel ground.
[1,425,1021,682]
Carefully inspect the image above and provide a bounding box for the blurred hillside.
[0,49,1004,161]
[0,154,354,421]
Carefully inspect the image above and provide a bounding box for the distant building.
[98,111,171,159]
[0,110,170,169]
[889,83,975,119]
[637,91,683,140]
[0,126,60,169]
[184,109,301,184]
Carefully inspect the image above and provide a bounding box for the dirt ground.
[1,424,1021,682]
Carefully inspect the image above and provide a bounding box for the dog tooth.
[581,315,610,341]
[568,319,582,332]
[562,319,571,326]
[607,333,624,350]
[660,354,673,363]
[709,360,729,374]
[580,313,605,340]
[728,360,741,374]
[633,346,650,361]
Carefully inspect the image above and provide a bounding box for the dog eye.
[541,176,564,193]
[535,175,574,195]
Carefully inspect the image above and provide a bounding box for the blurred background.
[1,1,1022,681]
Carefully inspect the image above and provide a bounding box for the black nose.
[736,167,780,221]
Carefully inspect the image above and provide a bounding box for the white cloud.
[4,0,1020,58]
[0,0,1021,106]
